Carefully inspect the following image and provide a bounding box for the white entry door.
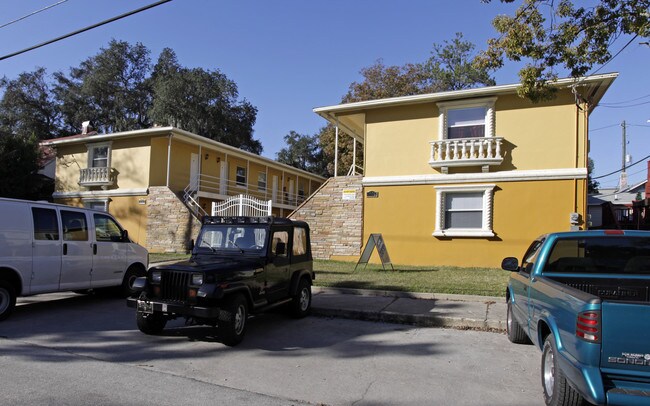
[190,153,199,192]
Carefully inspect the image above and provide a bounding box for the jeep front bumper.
[126,297,223,319]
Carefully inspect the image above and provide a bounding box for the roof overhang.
[313,73,619,141]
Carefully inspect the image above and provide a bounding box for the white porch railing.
[429,137,504,170]
[79,167,116,187]
[212,194,272,216]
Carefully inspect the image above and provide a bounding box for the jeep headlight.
[191,273,204,286]
[150,270,162,284]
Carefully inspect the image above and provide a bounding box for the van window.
[32,208,59,240]
[62,210,88,241]
[94,214,123,242]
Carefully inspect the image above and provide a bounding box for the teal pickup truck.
[502,230,650,406]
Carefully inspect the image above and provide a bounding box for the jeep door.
[267,227,291,300]
[90,213,127,288]
[59,210,92,290]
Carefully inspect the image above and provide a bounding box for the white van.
[0,197,149,320]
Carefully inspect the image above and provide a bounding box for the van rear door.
[30,206,62,293]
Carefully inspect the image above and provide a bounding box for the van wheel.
[120,265,145,297]
[541,335,585,406]
[0,280,17,321]
[219,294,248,346]
[289,278,311,318]
[136,311,167,335]
[507,299,530,344]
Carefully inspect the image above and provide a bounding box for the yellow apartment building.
[302,74,617,267]
[42,127,325,252]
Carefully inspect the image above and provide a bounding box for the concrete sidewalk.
[311,287,506,332]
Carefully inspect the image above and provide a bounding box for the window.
[433,184,495,237]
[61,210,88,241]
[83,198,110,212]
[32,208,59,240]
[87,142,112,168]
[93,214,123,242]
[236,166,247,187]
[293,227,307,256]
[437,97,496,140]
[298,182,305,200]
[257,172,267,191]
[271,231,289,257]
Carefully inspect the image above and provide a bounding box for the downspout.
[166,133,172,188]
[335,118,339,178]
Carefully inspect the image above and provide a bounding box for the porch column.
[165,134,172,187]
[334,121,339,178]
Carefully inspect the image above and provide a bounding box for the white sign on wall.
[342,189,356,201]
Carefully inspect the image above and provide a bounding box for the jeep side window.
[271,231,289,257]
[292,227,307,256]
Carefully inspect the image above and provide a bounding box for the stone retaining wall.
[147,186,201,253]
[289,176,363,259]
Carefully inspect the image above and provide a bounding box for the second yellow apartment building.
[42,127,325,252]
[307,73,617,267]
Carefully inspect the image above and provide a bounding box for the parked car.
[127,216,314,346]
[0,197,149,321]
[502,230,650,406]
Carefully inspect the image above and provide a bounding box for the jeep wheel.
[136,311,167,335]
[219,294,248,346]
[290,278,311,318]
[0,280,16,321]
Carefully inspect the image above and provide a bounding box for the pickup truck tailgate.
[601,301,650,374]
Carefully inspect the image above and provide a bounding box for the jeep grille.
[159,270,190,302]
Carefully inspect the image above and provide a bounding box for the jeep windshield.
[195,224,268,254]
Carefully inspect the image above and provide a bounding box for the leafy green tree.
[588,157,600,194]
[276,131,328,176]
[477,0,650,102]
[0,68,60,139]
[53,40,153,134]
[0,130,52,199]
[150,48,261,154]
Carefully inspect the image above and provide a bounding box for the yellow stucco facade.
[315,74,616,267]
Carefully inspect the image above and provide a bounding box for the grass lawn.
[149,253,508,297]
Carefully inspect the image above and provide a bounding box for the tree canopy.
[477,0,650,102]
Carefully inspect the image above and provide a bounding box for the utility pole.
[618,120,628,191]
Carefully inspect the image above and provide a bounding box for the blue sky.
[1,0,648,188]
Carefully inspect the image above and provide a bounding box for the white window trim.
[82,197,111,212]
[433,184,495,237]
[437,97,496,141]
[86,141,113,169]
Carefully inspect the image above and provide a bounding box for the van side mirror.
[501,257,519,271]
[121,229,129,242]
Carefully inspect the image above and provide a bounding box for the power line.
[593,153,650,180]
[599,93,650,105]
[599,100,650,109]
[589,123,619,132]
[0,0,173,62]
[0,0,68,30]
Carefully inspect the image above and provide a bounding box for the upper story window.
[433,184,495,238]
[87,142,112,168]
[437,97,496,140]
[257,172,267,191]
[236,166,247,187]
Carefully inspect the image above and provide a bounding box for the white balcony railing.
[429,137,504,172]
[78,167,116,187]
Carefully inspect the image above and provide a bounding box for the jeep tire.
[219,294,248,346]
[136,311,167,335]
[290,278,311,318]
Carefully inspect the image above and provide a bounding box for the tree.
[0,130,52,199]
[149,48,261,154]
[276,131,328,176]
[53,40,153,134]
[477,0,650,102]
[587,157,600,194]
[0,68,60,139]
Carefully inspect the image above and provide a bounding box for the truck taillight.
[576,311,600,343]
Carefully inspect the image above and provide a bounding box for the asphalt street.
[1,293,543,406]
